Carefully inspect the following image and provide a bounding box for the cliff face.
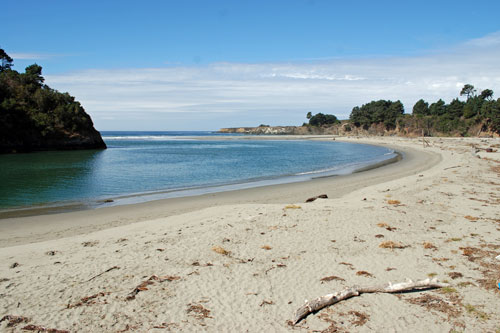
[0,60,106,154]
[0,123,106,154]
[219,126,299,135]
[219,125,344,135]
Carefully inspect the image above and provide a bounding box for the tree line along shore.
[221,85,500,137]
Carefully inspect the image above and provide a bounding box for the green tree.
[309,113,340,126]
[0,48,13,71]
[446,98,465,119]
[412,99,429,116]
[24,64,44,86]
[349,100,404,129]
[349,106,371,128]
[460,84,476,100]
[480,99,500,133]
[480,89,493,101]
[429,99,447,116]
[306,111,312,120]
[463,96,484,119]
[385,100,404,129]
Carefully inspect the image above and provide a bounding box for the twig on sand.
[292,278,447,325]
[85,266,120,282]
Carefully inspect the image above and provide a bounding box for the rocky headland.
[0,48,106,154]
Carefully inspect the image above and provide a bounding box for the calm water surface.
[0,132,395,210]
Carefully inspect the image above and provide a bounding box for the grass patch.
[387,200,401,205]
[284,204,301,209]
[464,304,489,320]
[439,286,457,294]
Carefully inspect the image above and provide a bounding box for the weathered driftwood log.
[293,278,446,325]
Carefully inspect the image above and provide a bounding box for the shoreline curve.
[0,136,441,247]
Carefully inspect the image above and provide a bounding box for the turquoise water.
[0,131,395,211]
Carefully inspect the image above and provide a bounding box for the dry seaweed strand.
[0,315,29,327]
[379,241,407,249]
[260,300,274,306]
[348,310,370,326]
[212,246,231,256]
[0,316,69,333]
[423,242,437,250]
[292,278,446,325]
[126,275,180,300]
[320,275,345,283]
[356,271,374,278]
[22,324,69,332]
[187,303,212,320]
[67,292,110,308]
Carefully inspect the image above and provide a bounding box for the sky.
[2,0,500,131]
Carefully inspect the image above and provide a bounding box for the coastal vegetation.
[349,100,404,130]
[221,84,499,137]
[306,112,340,127]
[348,85,499,136]
[0,48,106,153]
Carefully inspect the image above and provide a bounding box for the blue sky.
[3,0,500,130]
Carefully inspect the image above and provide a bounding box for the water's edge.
[0,141,400,219]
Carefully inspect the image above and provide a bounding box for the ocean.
[0,131,396,212]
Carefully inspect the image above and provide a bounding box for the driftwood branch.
[293,278,446,325]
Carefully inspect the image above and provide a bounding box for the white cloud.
[462,31,500,48]
[44,32,500,131]
[10,53,56,60]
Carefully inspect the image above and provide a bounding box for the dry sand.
[1,136,499,332]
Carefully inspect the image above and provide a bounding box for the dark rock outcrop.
[0,125,106,154]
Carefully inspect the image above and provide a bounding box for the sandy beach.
[1,136,499,332]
